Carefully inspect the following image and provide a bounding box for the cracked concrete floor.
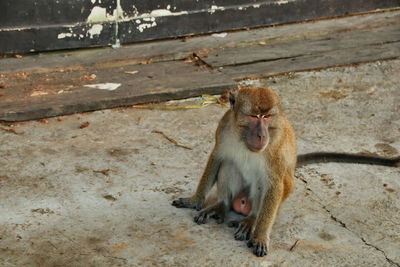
[1,60,399,266]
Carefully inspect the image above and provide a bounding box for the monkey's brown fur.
[172,86,399,257]
[173,86,295,256]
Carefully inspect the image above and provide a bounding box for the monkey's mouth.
[248,138,268,152]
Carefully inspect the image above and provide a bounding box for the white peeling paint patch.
[212,32,227,38]
[253,4,261,8]
[88,24,103,38]
[134,9,188,19]
[112,40,121,48]
[131,5,139,17]
[276,0,289,5]
[210,5,225,14]
[137,21,157,32]
[87,6,115,23]
[150,9,177,17]
[84,83,121,91]
[90,0,96,3]
[57,32,73,39]
[143,17,155,22]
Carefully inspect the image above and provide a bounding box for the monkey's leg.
[194,161,242,224]
[172,150,221,210]
[247,180,284,257]
[194,201,227,224]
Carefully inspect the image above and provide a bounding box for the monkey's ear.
[229,90,237,110]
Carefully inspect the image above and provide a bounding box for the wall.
[0,0,399,54]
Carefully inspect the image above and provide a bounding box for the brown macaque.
[173,86,296,257]
[172,86,400,257]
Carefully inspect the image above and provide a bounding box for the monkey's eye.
[261,114,274,119]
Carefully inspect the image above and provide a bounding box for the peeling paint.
[253,4,261,8]
[210,5,225,14]
[143,17,156,22]
[137,21,157,33]
[57,32,73,39]
[88,24,103,38]
[144,9,188,18]
[84,83,121,91]
[212,32,227,38]
[131,5,139,17]
[276,0,289,5]
[87,6,116,23]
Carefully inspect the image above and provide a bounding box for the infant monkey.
[232,192,252,216]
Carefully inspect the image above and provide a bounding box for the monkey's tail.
[297,152,400,167]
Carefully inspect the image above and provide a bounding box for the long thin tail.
[297,152,400,167]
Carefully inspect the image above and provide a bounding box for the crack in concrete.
[295,171,400,266]
[361,237,400,267]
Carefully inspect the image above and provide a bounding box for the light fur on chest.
[217,133,269,187]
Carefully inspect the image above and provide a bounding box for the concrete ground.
[1,59,399,266]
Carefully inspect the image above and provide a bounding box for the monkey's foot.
[172,196,203,210]
[194,202,226,224]
[231,215,255,241]
[247,238,269,257]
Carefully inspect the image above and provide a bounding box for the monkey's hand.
[194,201,226,224]
[247,237,269,257]
[229,215,256,241]
[171,196,204,210]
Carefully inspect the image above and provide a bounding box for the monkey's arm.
[172,149,221,210]
[248,175,285,257]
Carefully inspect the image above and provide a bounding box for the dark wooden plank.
[2,10,399,73]
[1,0,399,54]
[221,42,400,79]
[120,0,279,15]
[201,24,400,67]
[119,0,400,44]
[0,23,116,54]
[0,61,234,122]
[0,0,116,27]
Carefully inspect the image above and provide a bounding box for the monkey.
[172,86,297,257]
[172,86,400,257]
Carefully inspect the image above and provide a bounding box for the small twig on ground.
[152,130,193,150]
[79,121,90,129]
[289,239,300,251]
[93,169,111,176]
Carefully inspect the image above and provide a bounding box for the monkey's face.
[240,113,273,152]
[231,87,279,152]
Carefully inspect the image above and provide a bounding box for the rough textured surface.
[1,10,399,122]
[1,59,399,266]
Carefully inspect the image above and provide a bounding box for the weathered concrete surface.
[1,60,399,266]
